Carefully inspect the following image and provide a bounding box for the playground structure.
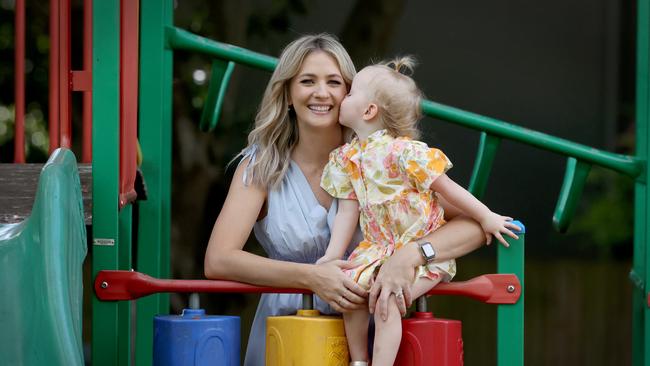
[0,0,649,365]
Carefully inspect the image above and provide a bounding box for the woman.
[203,33,486,366]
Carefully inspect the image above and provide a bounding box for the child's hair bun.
[385,56,417,76]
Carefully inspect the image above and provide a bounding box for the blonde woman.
[204,35,486,366]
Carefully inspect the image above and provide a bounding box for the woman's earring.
[288,105,294,112]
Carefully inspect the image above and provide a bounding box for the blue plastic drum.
[153,309,240,366]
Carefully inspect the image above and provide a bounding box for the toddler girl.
[316,56,520,366]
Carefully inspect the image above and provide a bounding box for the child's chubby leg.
[371,275,443,366]
[343,310,370,363]
[371,293,403,366]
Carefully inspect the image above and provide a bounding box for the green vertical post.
[497,221,525,366]
[118,206,133,366]
[136,0,173,365]
[468,132,501,199]
[91,0,121,365]
[635,0,649,364]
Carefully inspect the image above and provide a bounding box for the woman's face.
[288,51,347,130]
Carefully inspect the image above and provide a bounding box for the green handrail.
[167,25,644,183]
[166,26,277,71]
[421,100,644,180]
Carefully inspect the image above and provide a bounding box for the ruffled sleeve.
[399,140,452,192]
[320,147,357,200]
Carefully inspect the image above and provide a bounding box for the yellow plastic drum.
[266,309,349,365]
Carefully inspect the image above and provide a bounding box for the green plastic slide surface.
[0,148,87,365]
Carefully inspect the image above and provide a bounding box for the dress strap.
[239,144,258,186]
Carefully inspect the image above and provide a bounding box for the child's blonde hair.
[366,56,423,139]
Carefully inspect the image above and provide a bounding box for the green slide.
[0,148,87,365]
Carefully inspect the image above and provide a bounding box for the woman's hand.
[368,246,418,320]
[310,260,368,313]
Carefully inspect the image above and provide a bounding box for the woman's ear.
[363,103,379,121]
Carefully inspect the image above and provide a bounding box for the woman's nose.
[313,82,328,97]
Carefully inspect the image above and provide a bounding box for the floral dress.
[320,129,456,288]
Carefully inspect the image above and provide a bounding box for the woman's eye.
[300,79,314,85]
[329,80,342,86]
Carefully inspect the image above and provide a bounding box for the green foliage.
[0,2,55,162]
[571,168,634,248]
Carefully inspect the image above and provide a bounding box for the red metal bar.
[94,270,522,304]
[71,71,92,91]
[81,0,92,163]
[118,0,139,208]
[13,0,25,163]
[48,0,60,154]
[58,0,71,148]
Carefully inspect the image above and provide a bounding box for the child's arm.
[431,174,520,247]
[316,199,360,264]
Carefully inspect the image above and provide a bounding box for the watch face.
[422,243,435,258]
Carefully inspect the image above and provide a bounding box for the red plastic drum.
[394,312,463,366]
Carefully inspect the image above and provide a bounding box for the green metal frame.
[635,0,650,364]
[135,1,173,365]
[91,1,122,365]
[90,1,650,365]
[497,230,525,366]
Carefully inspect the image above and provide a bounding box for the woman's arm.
[316,199,359,264]
[204,160,366,312]
[368,215,485,319]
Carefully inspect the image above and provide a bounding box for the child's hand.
[480,212,521,247]
[316,254,339,265]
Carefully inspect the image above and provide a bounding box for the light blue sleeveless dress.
[241,150,361,366]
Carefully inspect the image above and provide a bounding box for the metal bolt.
[507,285,516,293]
[101,281,109,289]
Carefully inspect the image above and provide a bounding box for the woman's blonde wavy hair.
[366,56,423,140]
[235,33,356,189]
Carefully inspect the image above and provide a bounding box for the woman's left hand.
[368,246,418,320]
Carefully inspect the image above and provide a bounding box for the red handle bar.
[94,270,521,304]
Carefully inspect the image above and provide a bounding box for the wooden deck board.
[0,164,92,224]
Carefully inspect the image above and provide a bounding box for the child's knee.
[373,298,401,324]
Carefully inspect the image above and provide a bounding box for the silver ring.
[394,289,404,299]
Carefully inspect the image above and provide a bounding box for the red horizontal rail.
[95,270,521,305]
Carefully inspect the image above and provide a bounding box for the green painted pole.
[136,0,173,365]
[91,0,121,365]
[497,222,525,366]
[118,206,133,366]
[635,0,649,364]
[468,132,501,199]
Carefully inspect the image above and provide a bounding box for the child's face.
[339,67,375,129]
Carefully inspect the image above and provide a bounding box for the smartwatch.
[418,241,436,263]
